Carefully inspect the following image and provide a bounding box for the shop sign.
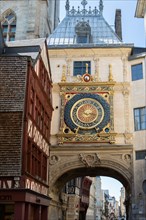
[25,178,48,196]
[0,180,13,189]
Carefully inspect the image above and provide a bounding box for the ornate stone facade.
[48,46,134,219]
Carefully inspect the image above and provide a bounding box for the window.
[73,61,91,76]
[136,150,146,160]
[67,179,76,194]
[27,139,48,181]
[131,63,143,81]
[1,11,16,42]
[68,179,75,187]
[75,21,91,44]
[77,35,88,43]
[134,107,146,131]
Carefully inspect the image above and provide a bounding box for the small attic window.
[75,21,91,43]
[77,35,88,43]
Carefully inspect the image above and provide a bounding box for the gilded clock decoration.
[64,93,110,134]
[82,73,91,82]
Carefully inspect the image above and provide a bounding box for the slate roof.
[0,56,28,176]
[48,0,129,48]
[5,38,46,62]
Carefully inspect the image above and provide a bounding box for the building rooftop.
[0,37,47,63]
[48,0,130,48]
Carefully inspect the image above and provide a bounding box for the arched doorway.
[48,144,133,220]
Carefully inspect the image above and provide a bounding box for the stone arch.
[49,151,133,194]
[49,145,133,219]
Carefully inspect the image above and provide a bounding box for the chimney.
[115,9,122,41]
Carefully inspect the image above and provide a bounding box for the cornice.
[50,144,133,151]
[48,47,132,58]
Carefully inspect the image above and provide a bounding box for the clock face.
[64,93,110,133]
[71,98,104,129]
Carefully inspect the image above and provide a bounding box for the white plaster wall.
[99,57,123,82]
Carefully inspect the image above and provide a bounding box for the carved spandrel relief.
[122,154,132,164]
[79,153,101,167]
[50,155,59,165]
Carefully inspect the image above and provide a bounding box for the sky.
[60,0,145,47]
[101,177,123,202]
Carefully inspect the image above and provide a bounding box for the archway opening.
[51,166,131,220]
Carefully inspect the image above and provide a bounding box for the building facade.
[129,48,146,219]
[0,0,60,41]
[95,177,103,220]
[0,37,53,220]
[47,0,134,219]
[86,177,96,220]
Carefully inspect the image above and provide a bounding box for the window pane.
[141,107,146,116]
[141,122,146,130]
[134,107,146,130]
[9,36,15,41]
[134,109,140,116]
[77,35,87,43]
[134,117,140,131]
[73,61,91,76]
[5,13,15,21]
[136,150,146,160]
[131,63,143,81]
[2,25,8,33]
[10,25,16,33]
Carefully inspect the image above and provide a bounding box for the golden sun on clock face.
[77,103,98,123]
[71,98,104,129]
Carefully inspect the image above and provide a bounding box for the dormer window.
[77,35,88,43]
[75,21,91,43]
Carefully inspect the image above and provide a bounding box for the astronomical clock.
[58,67,116,144]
